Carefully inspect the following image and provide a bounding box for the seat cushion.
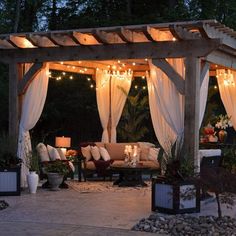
[84,161,96,170]
[139,160,160,170]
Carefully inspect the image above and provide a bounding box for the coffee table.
[110,164,149,187]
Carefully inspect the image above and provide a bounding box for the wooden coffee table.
[110,164,149,187]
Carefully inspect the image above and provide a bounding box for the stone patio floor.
[1,179,236,236]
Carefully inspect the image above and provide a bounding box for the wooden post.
[9,63,22,145]
[184,57,200,169]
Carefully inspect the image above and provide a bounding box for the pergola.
[1,19,236,166]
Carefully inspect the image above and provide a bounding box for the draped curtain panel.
[110,73,132,143]
[216,69,236,129]
[95,70,110,142]
[17,63,49,187]
[147,59,185,153]
[199,70,210,128]
[147,60,209,153]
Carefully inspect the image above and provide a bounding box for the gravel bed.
[0,200,9,210]
[132,214,236,236]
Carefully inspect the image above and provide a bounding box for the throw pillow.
[148,148,160,162]
[81,145,92,161]
[138,142,156,148]
[91,146,101,160]
[47,145,61,161]
[57,148,67,160]
[99,147,111,161]
[36,143,50,162]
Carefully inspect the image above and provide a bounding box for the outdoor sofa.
[79,142,160,180]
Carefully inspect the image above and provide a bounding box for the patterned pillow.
[47,145,61,161]
[81,145,92,161]
[36,143,50,162]
[99,147,111,161]
[91,146,101,161]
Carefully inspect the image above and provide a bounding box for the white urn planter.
[27,171,39,194]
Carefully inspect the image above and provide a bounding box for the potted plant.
[44,160,70,191]
[0,133,21,196]
[25,151,39,194]
[152,140,200,214]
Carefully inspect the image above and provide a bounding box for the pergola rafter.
[1,19,236,166]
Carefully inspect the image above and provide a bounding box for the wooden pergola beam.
[206,50,236,70]
[18,62,46,95]
[0,39,221,63]
[184,56,201,169]
[152,59,185,95]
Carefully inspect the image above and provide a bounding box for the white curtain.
[147,59,185,152]
[17,64,49,187]
[147,60,209,153]
[216,69,236,129]
[110,72,132,143]
[96,70,110,142]
[199,70,210,128]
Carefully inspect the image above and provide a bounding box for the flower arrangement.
[215,114,233,130]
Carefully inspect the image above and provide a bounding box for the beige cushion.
[81,145,92,161]
[57,148,67,160]
[148,148,160,162]
[36,143,50,162]
[138,142,155,148]
[99,147,111,161]
[105,143,137,160]
[140,147,150,161]
[95,142,105,148]
[84,161,96,170]
[91,146,101,160]
[47,145,61,161]
[139,160,160,169]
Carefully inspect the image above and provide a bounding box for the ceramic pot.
[218,130,227,143]
[27,171,39,194]
[47,173,64,191]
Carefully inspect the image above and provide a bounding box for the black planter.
[152,177,200,214]
[0,166,21,196]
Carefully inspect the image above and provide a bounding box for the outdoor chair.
[200,155,223,200]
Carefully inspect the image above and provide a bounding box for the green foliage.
[157,139,195,181]
[25,151,39,173]
[222,145,236,173]
[0,132,19,168]
[45,160,70,175]
[117,86,149,142]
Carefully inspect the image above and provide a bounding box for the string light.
[172,37,176,41]
[134,85,138,89]
[62,72,66,75]
[87,78,91,81]
[142,76,145,80]
[60,62,64,64]
[118,60,121,63]
[90,84,94,88]
[142,86,146,90]
[132,62,136,66]
[214,85,218,89]
[69,76,73,80]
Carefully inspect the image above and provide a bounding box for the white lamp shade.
[55,136,71,148]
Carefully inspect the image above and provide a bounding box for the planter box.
[0,167,21,196]
[152,177,200,214]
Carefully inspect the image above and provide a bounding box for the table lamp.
[55,136,71,155]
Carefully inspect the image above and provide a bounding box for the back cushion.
[140,147,150,161]
[47,145,61,161]
[81,145,92,161]
[57,148,67,160]
[36,143,50,162]
[105,143,137,160]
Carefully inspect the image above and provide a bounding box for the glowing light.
[122,64,125,67]
[60,62,64,64]
[118,60,121,63]
[172,37,176,41]
[142,86,146,90]
[145,58,148,61]
[69,76,73,80]
[142,76,145,79]
[72,66,75,69]
[78,61,82,64]
[84,68,88,71]
[214,85,218,89]
[112,65,117,70]
[132,62,136,66]
[90,84,94,88]
[134,85,138,89]
[87,78,91,81]
[62,72,66,76]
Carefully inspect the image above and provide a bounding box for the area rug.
[67,180,151,195]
